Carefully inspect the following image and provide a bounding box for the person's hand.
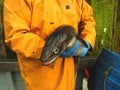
[60,39,91,58]
[79,41,91,57]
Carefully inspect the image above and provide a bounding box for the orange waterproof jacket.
[4,0,96,90]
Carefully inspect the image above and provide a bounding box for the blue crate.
[88,48,120,90]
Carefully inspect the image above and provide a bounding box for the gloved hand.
[79,41,91,57]
[60,39,91,58]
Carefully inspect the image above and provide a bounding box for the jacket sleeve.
[4,0,45,59]
[79,0,96,49]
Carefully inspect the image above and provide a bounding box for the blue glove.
[60,40,91,58]
[60,40,80,57]
[79,41,91,57]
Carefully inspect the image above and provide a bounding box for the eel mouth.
[41,55,59,65]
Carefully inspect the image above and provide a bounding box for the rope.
[103,66,113,90]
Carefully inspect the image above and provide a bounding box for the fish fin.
[62,42,67,51]
[67,36,76,48]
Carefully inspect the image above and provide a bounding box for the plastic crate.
[88,48,120,90]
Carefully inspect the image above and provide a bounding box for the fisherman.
[4,0,96,90]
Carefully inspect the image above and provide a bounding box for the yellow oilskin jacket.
[4,0,96,90]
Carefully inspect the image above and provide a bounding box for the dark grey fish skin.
[40,25,87,65]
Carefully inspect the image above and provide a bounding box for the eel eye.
[53,47,59,54]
